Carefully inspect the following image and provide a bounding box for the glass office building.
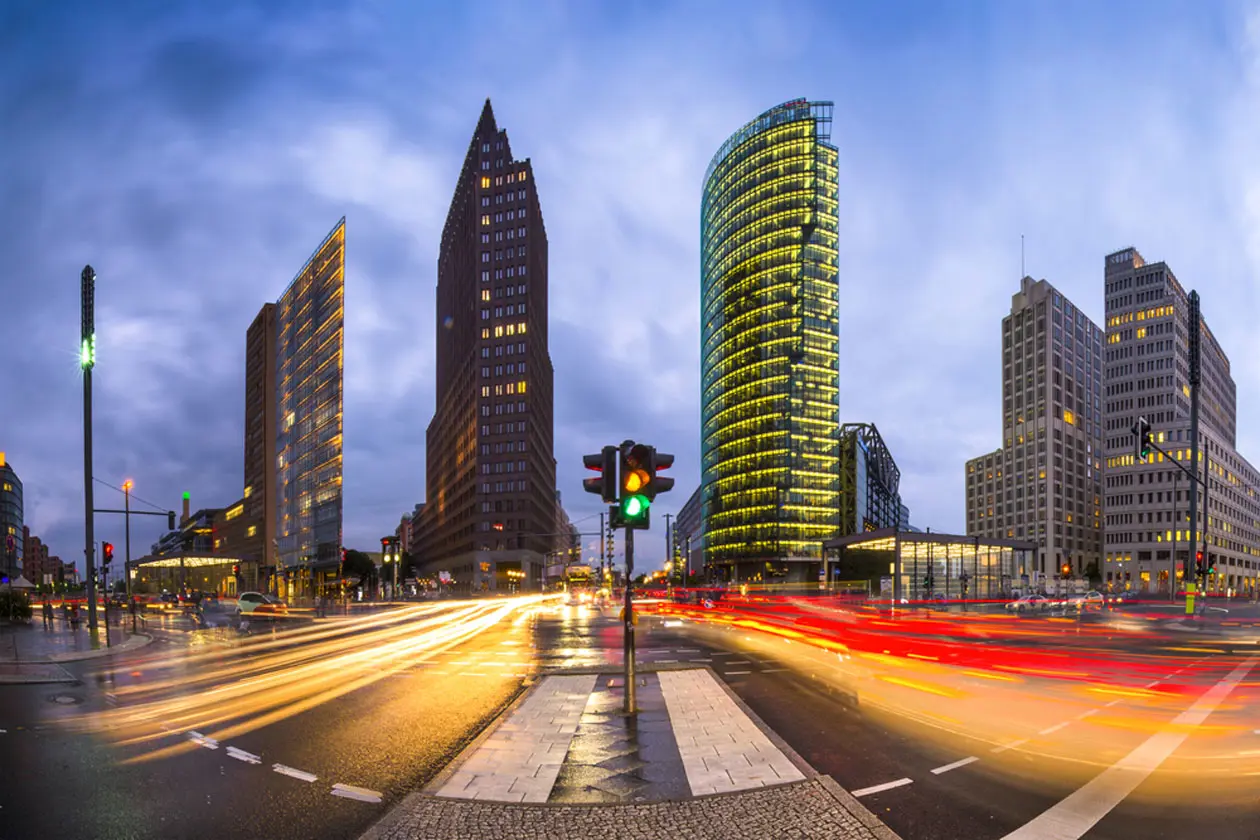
[276,218,345,582]
[0,454,22,577]
[700,99,840,583]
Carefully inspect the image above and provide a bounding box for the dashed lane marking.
[1076,709,1099,720]
[851,778,913,797]
[1040,722,1070,736]
[187,731,219,750]
[330,783,383,803]
[725,670,752,675]
[226,746,262,765]
[273,764,318,782]
[761,668,789,673]
[931,756,979,775]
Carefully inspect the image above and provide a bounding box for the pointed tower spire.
[476,98,497,136]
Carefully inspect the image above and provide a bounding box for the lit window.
[518,380,526,394]
[494,326,503,337]
[480,176,490,189]
[1063,409,1075,425]
[481,328,490,339]
[481,215,489,226]
[481,290,490,302]
[518,322,527,334]
[246,525,257,538]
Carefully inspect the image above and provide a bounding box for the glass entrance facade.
[700,99,840,582]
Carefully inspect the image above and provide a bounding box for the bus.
[564,564,595,605]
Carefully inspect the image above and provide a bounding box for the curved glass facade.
[700,99,840,581]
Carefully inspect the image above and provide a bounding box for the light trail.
[67,596,557,764]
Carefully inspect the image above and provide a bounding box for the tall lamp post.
[81,265,99,633]
[123,480,133,599]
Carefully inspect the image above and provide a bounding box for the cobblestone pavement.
[360,776,902,840]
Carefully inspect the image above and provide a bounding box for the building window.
[481,252,489,263]
[480,176,490,188]
[481,271,490,282]
[518,380,526,394]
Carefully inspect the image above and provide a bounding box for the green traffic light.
[622,494,649,519]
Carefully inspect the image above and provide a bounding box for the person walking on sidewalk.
[41,598,53,629]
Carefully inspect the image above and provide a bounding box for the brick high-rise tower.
[417,99,556,591]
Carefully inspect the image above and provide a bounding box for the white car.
[1007,595,1049,613]
[236,592,288,617]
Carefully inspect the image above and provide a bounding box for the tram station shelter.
[823,528,1037,602]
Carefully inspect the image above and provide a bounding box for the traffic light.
[381,537,390,555]
[619,443,653,528]
[1132,417,1153,463]
[1195,550,1207,576]
[232,564,241,577]
[1061,563,1072,578]
[646,449,675,500]
[102,542,114,568]
[583,446,618,503]
[168,511,176,530]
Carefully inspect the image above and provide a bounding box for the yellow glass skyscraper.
[700,100,840,583]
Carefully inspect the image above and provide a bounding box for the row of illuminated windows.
[481,284,527,301]
[705,156,839,233]
[706,244,839,305]
[706,141,835,217]
[480,381,527,397]
[480,323,527,339]
[1106,304,1174,328]
[705,179,828,248]
[705,213,838,278]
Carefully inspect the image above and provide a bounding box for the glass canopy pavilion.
[823,528,1037,602]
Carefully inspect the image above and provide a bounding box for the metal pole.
[1171,471,1178,603]
[124,484,132,599]
[1186,290,1201,614]
[84,368,98,633]
[624,526,635,714]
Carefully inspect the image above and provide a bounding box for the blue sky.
[3,0,1259,570]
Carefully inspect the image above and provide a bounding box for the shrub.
[0,590,33,621]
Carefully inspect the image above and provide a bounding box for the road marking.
[226,746,262,765]
[1144,680,1161,688]
[761,668,789,673]
[458,672,488,677]
[273,764,318,782]
[187,731,219,750]
[657,659,678,663]
[728,660,752,664]
[991,739,1028,754]
[1000,655,1258,840]
[931,756,979,775]
[693,658,713,662]
[1040,722,1070,736]
[1103,699,1122,708]
[852,778,913,797]
[726,670,752,675]
[1076,709,1099,720]
[331,783,383,803]
[676,648,701,653]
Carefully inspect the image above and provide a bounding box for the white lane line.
[931,756,979,775]
[458,672,488,677]
[1103,699,1123,708]
[761,668,789,673]
[852,778,913,797]
[187,731,219,750]
[330,783,383,803]
[273,764,318,782]
[693,658,713,662]
[725,670,752,675]
[1076,709,1099,720]
[226,746,262,765]
[1144,680,1162,688]
[991,739,1028,754]
[676,648,701,653]
[728,660,752,665]
[1039,722,1070,736]
[1000,655,1258,840]
[657,659,678,663]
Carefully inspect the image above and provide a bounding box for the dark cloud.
[145,37,267,123]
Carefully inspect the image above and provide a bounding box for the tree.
[1084,560,1102,589]
[342,549,377,588]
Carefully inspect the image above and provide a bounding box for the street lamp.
[122,480,133,599]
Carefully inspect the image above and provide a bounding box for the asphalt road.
[0,601,533,840]
[3,597,1258,840]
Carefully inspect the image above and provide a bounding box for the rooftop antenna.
[1021,234,1026,278]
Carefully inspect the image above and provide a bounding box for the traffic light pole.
[124,484,131,599]
[82,266,98,635]
[623,525,636,714]
[1187,291,1202,613]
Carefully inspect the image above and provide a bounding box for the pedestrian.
[42,598,53,629]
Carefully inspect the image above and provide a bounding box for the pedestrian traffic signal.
[619,443,653,529]
[1132,417,1153,463]
[583,445,618,503]
[232,564,241,577]
[102,542,114,568]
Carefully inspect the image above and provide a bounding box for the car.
[1071,590,1106,611]
[1007,595,1049,613]
[236,592,288,617]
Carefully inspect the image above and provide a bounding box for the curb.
[43,633,153,663]
[817,775,905,840]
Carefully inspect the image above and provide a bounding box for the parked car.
[236,592,288,618]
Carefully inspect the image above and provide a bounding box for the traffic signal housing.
[102,542,114,568]
[619,443,653,529]
[1132,417,1153,463]
[647,449,675,500]
[232,564,241,577]
[1061,563,1072,578]
[583,446,618,503]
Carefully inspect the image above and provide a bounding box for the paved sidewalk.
[0,618,151,667]
[363,666,902,839]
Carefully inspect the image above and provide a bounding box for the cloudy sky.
[4,0,1260,571]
